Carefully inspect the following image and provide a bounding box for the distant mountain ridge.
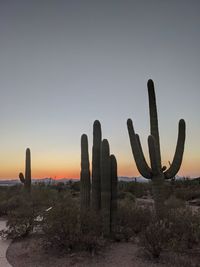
[0,176,199,186]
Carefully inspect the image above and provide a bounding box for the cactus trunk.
[92,120,102,211]
[101,139,111,236]
[110,154,118,233]
[80,134,91,212]
[19,148,31,193]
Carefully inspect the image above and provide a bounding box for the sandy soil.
[7,235,200,267]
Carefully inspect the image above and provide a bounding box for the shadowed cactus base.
[127,79,186,217]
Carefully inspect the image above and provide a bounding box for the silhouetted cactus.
[110,154,118,232]
[127,79,186,216]
[80,122,118,236]
[91,120,102,211]
[19,148,31,193]
[80,134,91,212]
[101,139,111,236]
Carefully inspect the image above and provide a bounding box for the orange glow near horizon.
[1,159,199,180]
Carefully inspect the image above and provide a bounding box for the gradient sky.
[0,0,199,179]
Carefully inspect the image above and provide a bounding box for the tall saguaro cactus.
[92,120,102,211]
[80,134,91,212]
[127,79,186,215]
[110,154,118,232]
[80,122,118,236]
[101,139,111,236]
[19,148,32,193]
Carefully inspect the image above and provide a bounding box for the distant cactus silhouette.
[80,134,91,212]
[127,79,186,216]
[91,120,102,211]
[19,148,31,193]
[80,122,118,236]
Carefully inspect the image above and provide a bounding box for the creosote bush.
[0,187,58,239]
[116,198,151,240]
[41,193,104,253]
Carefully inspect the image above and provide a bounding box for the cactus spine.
[127,79,186,216]
[19,148,31,193]
[92,120,102,211]
[80,134,91,212]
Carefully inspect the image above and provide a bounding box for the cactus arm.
[19,172,25,184]
[147,79,161,169]
[164,119,186,179]
[148,135,160,176]
[127,119,151,179]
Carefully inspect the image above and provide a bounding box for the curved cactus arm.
[148,135,160,176]
[127,119,151,179]
[19,172,25,184]
[135,134,152,179]
[147,79,161,169]
[164,119,186,179]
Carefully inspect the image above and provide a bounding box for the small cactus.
[80,134,91,212]
[19,148,31,193]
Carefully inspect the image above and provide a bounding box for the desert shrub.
[141,218,171,258]
[116,198,151,240]
[1,193,35,239]
[165,195,185,210]
[0,186,59,239]
[166,208,200,250]
[41,193,104,253]
[174,188,200,201]
[0,185,23,216]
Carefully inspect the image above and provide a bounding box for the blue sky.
[0,0,199,178]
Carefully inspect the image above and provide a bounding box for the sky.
[0,0,199,179]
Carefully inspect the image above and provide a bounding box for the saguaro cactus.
[80,122,118,236]
[80,134,91,212]
[92,120,102,211]
[110,154,118,232]
[127,79,186,215]
[101,139,111,236]
[19,148,31,193]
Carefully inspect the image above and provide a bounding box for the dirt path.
[6,236,177,267]
[0,219,12,267]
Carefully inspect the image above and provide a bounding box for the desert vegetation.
[1,79,200,266]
